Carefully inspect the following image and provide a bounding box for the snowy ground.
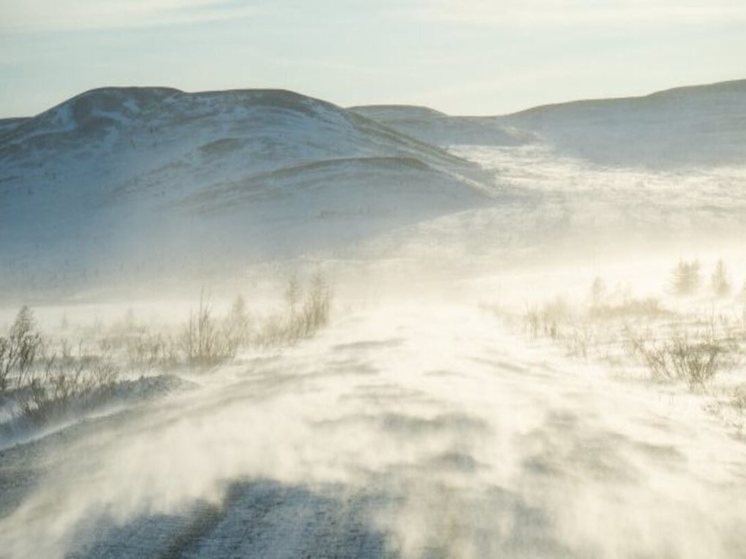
[1,301,745,558]
[2,133,746,557]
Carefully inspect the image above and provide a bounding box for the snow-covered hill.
[500,79,746,167]
[354,80,746,168]
[350,104,533,147]
[2,80,745,296]
[0,119,28,138]
[0,88,490,294]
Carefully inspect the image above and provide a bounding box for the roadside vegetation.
[0,272,333,430]
[494,258,746,430]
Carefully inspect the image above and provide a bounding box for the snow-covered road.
[1,303,745,558]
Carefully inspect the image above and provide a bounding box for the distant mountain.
[2,79,743,296]
[0,87,491,293]
[354,80,746,168]
[499,79,746,167]
[350,104,533,147]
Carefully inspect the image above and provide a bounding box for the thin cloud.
[402,0,746,27]
[0,0,256,33]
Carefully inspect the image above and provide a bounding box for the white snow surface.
[1,303,745,558]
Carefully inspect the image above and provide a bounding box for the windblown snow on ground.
[2,302,746,559]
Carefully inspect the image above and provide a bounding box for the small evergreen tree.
[671,259,700,296]
[710,259,731,297]
[590,276,606,306]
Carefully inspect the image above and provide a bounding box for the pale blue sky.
[1,0,745,118]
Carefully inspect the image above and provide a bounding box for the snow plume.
[1,302,746,558]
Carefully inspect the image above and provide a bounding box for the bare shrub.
[0,306,43,392]
[254,314,286,347]
[97,311,181,372]
[17,341,120,425]
[525,305,541,338]
[523,298,570,340]
[590,297,669,320]
[223,295,251,350]
[629,331,735,390]
[563,327,594,359]
[590,276,606,306]
[669,335,730,389]
[0,339,9,392]
[297,272,332,336]
[125,333,179,371]
[256,273,332,347]
[284,273,302,316]
[733,386,746,414]
[181,292,236,367]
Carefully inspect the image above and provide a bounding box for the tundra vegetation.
[498,258,746,430]
[0,273,332,429]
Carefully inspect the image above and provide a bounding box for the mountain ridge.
[352,78,746,166]
[0,86,492,295]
